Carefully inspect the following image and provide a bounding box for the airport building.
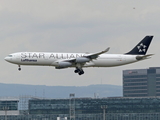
[123,67,160,97]
[0,97,19,115]
[2,67,160,119]
[0,96,160,119]
[28,97,160,114]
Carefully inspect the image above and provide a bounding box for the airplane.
[4,36,153,75]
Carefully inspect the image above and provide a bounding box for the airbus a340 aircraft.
[5,36,153,75]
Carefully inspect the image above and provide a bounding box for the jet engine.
[76,57,90,63]
[55,62,72,69]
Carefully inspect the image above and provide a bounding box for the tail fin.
[126,36,153,55]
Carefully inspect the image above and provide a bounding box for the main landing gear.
[18,65,21,71]
[74,64,84,75]
[74,68,84,75]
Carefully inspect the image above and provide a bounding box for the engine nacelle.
[55,62,72,69]
[76,57,90,63]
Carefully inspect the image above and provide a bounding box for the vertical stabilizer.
[126,36,153,55]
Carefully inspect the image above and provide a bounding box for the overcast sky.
[1,0,160,86]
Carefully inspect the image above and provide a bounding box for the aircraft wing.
[83,47,110,59]
[62,47,110,63]
[54,47,110,69]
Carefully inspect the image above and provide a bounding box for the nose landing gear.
[18,65,21,71]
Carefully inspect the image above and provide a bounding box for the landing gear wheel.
[78,71,84,75]
[74,69,84,75]
[74,65,84,75]
[78,73,82,75]
[18,65,21,71]
[74,69,79,73]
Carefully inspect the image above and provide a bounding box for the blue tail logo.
[126,36,153,55]
[137,43,147,53]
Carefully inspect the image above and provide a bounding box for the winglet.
[105,47,110,53]
[101,47,110,54]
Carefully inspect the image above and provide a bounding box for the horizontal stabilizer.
[136,54,154,60]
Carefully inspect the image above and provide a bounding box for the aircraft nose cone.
[4,57,9,62]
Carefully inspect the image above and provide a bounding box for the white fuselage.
[5,52,138,68]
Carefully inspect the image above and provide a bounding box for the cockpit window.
[8,55,13,57]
